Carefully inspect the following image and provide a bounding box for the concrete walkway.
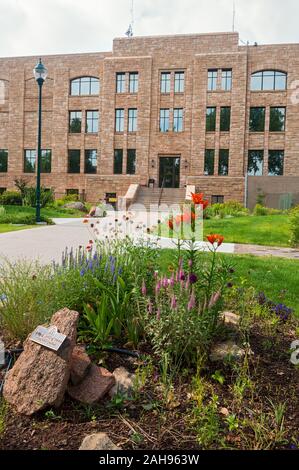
[0,216,298,264]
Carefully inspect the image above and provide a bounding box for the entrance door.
[159,156,180,188]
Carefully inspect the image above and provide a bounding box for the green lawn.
[1,205,86,219]
[156,215,290,248]
[0,224,37,234]
[158,250,299,315]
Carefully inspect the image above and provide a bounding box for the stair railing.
[158,177,165,207]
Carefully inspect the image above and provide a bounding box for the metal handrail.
[158,177,165,206]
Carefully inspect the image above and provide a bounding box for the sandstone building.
[0,32,298,208]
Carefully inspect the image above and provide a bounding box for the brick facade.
[0,32,298,204]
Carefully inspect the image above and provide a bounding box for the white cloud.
[0,0,298,57]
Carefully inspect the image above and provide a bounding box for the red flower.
[89,240,94,244]
[168,219,174,231]
[86,244,92,252]
[207,234,225,247]
[83,219,89,224]
[191,193,209,209]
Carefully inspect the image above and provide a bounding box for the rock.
[70,346,91,386]
[79,433,120,451]
[68,365,115,404]
[221,311,240,327]
[109,367,136,398]
[220,407,230,417]
[209,340,247,362]
[3,308,79,416]
[63,202,87,212]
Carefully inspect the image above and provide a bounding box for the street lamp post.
[33,59,48,223]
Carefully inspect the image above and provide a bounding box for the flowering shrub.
[205,200,249,219]
[141,235,232,366]
[257,292,293,323]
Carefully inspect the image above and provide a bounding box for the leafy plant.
[81,297,115,349]
[289,205,299,247]
[211,370,225,385]
[0,191,22,206]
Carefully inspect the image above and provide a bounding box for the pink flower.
[188,289,196,311]
[141,280,147,296]
[162,277,169,288]
[147,301,153,314]
[156,308,161,321]
[171,295,177,310]
[188,259,193,268]
[168,274,175,287]
[208,291,221,309]
[155,281,161,295]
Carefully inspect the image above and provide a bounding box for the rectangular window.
[24,149,51,173]
[84,149,97,174]
[248,150,264,176]
[160,109,170,132]
[208,69,218,91]
[221,69,232,91]
[270,107,286,132]
[116,73,126,93]
[218,149,229,176]
[204,149,215,176]
[86,111,99,133]
[128,108,138,132]
[68,149,80,174]
[249,107,265,132]
[268,150,284,176]
[129,72,139,93]
[174,71,185,93]
[0,149,8,173]
[66,189,79,197]
[161,72,171,93]
[114,149,123,174]
[220,107,231,132]
[206,107,216,132]
[212,195,224,204]
[69,111,82,133]
[127,149,136,175]
[115,109,124,132]
[173,108,184,132]
[41,150,52,173]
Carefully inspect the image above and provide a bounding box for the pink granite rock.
[70,346,91,385]
[68,364,115,404]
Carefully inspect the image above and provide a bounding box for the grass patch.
[155,215,290,248]
[157,250,299,316]
[1,205,85,220]
[0,224,38,234]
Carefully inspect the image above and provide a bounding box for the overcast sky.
[0,0,298,57]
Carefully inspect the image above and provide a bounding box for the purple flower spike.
[141,280,147,296]
[189,273,198,285]
[188,290,196,311]
[171,295,177,310]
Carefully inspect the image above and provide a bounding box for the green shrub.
[0,206,5,217]
[0,211,51,225]
[22,186,54,208]
[0,191,22,206]
[205,200,249,219]
[253,204,283,216]
[289,206,299,247]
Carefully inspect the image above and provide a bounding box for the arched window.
[70,76,99,96]
[251,70,287,91]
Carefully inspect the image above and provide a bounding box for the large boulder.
[63,202,87,212]
[3,308,79,416]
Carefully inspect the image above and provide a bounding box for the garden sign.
[30,326,67,352]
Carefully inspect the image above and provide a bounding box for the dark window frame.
[204,149,215,176]
[126,149,136,175]
[160,108,170,132]
[116,73,126,94]
[249,107,266,132]
[0,149,8,173]
[269,107,286,132]
[115,109,125,133]
[129,72,139,93]
[208,69,218,91]
[218,149,229,176]
[212,195,224,204]
[86,110,99,134]
[69,111,82,133]
[114,149,123,175]
[84,149,97,174]
[24,149,52,173]
[160,72,171,94]
[173,108,184,132]
[128,108,138,132]
[221,69,232,91]
[70,76,99,96]
[174,71,185,93]
[220,106,231,132]
[68,149,81,174]
[206,107,216,132]
[248,150,264,176]
[251,70,287,91]
[268,150,284,176]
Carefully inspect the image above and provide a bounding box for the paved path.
[0,216,298,264]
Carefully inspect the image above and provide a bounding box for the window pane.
[41,150,51,173]
[24,150,36,173]
[160,109,169,132]
[208,69,217,91]
[212,195,224,204]
[218,149,229,176]
[114,149,123,174]
[85,149,97,174]
[129,73,138,93]
[174,72,184,93]
[275,72,287,90]
[221,69,232,91]
[71,79,80,96]
[86,111,99,133]
[116,73,126,93]
[251,73,263,91]
[268,150,284,176]
[161,73,170,93]
[173,108,183,132]
[80,77,91,95]
[90,78,100,95]
[248,150,263,176]
[0,149,8,172]
[70,77,99,96]
[270,107,286,132]
[262,71,275,91]
[115,109,124,132]
[204,149,215,175]
[69,111,82,133]
[68,150,80,173]
[220,107,231,132]
[127,149,136,174]
[250,107,265,132]
[206,107,216,131]
[128,108,137,132]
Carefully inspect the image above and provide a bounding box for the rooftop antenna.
[232,1,236,32]
[125,0,134,38]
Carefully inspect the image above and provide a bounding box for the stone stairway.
[133,187,186,210]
